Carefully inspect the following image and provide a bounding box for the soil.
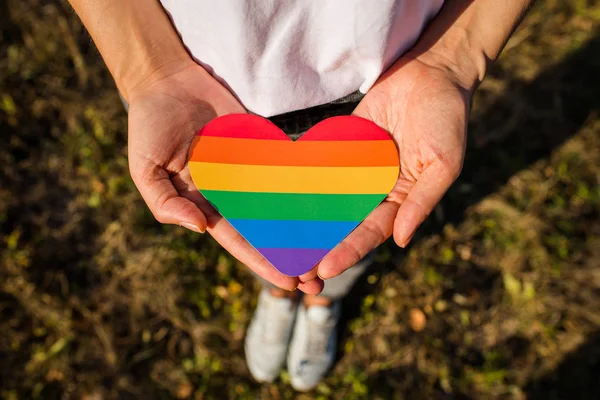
[1,1,599,399]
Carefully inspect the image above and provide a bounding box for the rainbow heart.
[188,114,399,276]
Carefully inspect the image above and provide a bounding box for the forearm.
[411,0,534,90]
[68,0,193,101]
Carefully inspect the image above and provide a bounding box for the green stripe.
[200,190,386,221]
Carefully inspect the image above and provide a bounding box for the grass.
[1,0,600,399]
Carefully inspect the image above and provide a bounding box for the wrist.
[68,0,197,103]
[113,17,195,102]
[116,49,195,103]
[405,0,533,94]
[409,29,486,94]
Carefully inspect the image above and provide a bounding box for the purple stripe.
[258,248,331,277]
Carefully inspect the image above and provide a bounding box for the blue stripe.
[227,219,359,249]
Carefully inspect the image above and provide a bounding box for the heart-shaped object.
[188,114,399,276]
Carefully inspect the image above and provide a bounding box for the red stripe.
[197,114,288,140]
[196,114,392,141]
[299,116,392,141]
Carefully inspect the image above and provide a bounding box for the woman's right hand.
[127,61,323,294]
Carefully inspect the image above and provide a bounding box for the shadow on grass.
[525,329,600,400]
[338,30,600,395]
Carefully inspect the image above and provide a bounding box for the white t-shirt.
[160,0,444,117]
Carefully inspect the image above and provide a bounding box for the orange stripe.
[188,136,398,167]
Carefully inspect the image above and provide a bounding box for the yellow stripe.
[189,162,398,194]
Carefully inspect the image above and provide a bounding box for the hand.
[127,62,322,293]
[314,55,471,280]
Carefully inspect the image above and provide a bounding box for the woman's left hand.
[311,55,472,281]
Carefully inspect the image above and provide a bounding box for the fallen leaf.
[410,308,427,332]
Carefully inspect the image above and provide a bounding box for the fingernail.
[180,222,204,234]
[400,231,416,248]
[317,272,327,280]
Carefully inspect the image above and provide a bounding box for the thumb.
[393,160,460,247]
[132,165,208,233]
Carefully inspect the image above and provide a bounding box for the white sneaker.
[287,301,340,391]
[244,289,299,382]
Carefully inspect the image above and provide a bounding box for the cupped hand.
[127,62,323,293]
[314,56,471,280]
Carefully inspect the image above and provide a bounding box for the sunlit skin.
[314,57,469,281]
[126,62,308,293]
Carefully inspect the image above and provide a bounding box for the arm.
[413,0,534,91]
[393,0,536,243]
[316,0,534,280]
[68,0,192,102]
[68,1,308,292]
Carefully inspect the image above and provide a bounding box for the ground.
[1,1,599,399]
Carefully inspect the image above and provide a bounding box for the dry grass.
[1,1,599,399]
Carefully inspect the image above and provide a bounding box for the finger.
[317,200,398,280]
[207,216,299,291]
[132,165,207,233]
[298,266,322,295]
[192,195,300,290]
[393,161,459,247]
[174,168,300,291]
[298,266,319,284]
[297,277,324,295]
